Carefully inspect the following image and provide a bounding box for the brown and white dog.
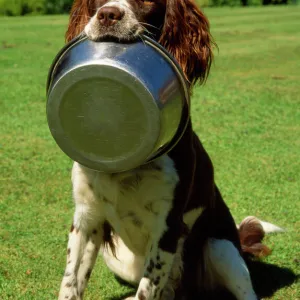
[58,1,283,299]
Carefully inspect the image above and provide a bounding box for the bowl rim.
[46,34,190,98]
[46,34,191,172]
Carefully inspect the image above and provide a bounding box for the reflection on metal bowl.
[46,35,190,173]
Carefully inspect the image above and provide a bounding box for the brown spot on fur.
[65,282,72,287]
[85,269,92,280]
[139,162,162,171]
[68,260,71,264]
[151,163,162,171]
[67,248,71,255]
[92,229,97,234]
[103,221,116,258]
[138,290,146,300]
[128,212,143,227]
[145,202,155,213]
[120,173,142,190]
[132,217,143,227]
[103,197,113,204]
[88,183,93,190]
[242,243,271,257]
[147,259,155,274]
[70,224,74,232]
[154,276,160,285]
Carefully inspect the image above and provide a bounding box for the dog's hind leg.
[204,238,258,300]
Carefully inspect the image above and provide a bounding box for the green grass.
[0,6,299,300]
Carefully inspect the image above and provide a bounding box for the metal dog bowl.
[46,35,190,173]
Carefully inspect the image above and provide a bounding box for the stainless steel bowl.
[46,35,190,173]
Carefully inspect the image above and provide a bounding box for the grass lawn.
[0,5,299,300]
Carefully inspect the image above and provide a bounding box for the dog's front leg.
[134,222,181,300]
[58,202,104,300]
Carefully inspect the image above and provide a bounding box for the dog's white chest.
[101,185,159,255]
[72,156,179,256]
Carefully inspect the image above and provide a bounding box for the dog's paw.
[59,295,79,300]
[58,286,80,300]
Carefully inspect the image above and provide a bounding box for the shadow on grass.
[108,260,298,300]
[248,259,299,299]
[107,276,135,300]
[108,293,134,300]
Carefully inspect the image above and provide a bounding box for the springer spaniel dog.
[58,1,282,299]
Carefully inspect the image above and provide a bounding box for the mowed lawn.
[0,6,299,300]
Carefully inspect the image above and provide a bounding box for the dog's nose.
[97,6,124,26]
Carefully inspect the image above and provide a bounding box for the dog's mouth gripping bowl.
[46,35,190,173]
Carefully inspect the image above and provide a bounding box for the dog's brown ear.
[159,0,215,85]
[65,0,93,42]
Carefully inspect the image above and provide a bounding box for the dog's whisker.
[138,22,160,30]
[137,33,147,46]
[138,24,155,38]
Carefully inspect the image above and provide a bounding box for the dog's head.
[66,0,215,84]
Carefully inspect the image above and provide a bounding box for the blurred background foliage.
[0,0,298,16]
[0,0,73,16]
